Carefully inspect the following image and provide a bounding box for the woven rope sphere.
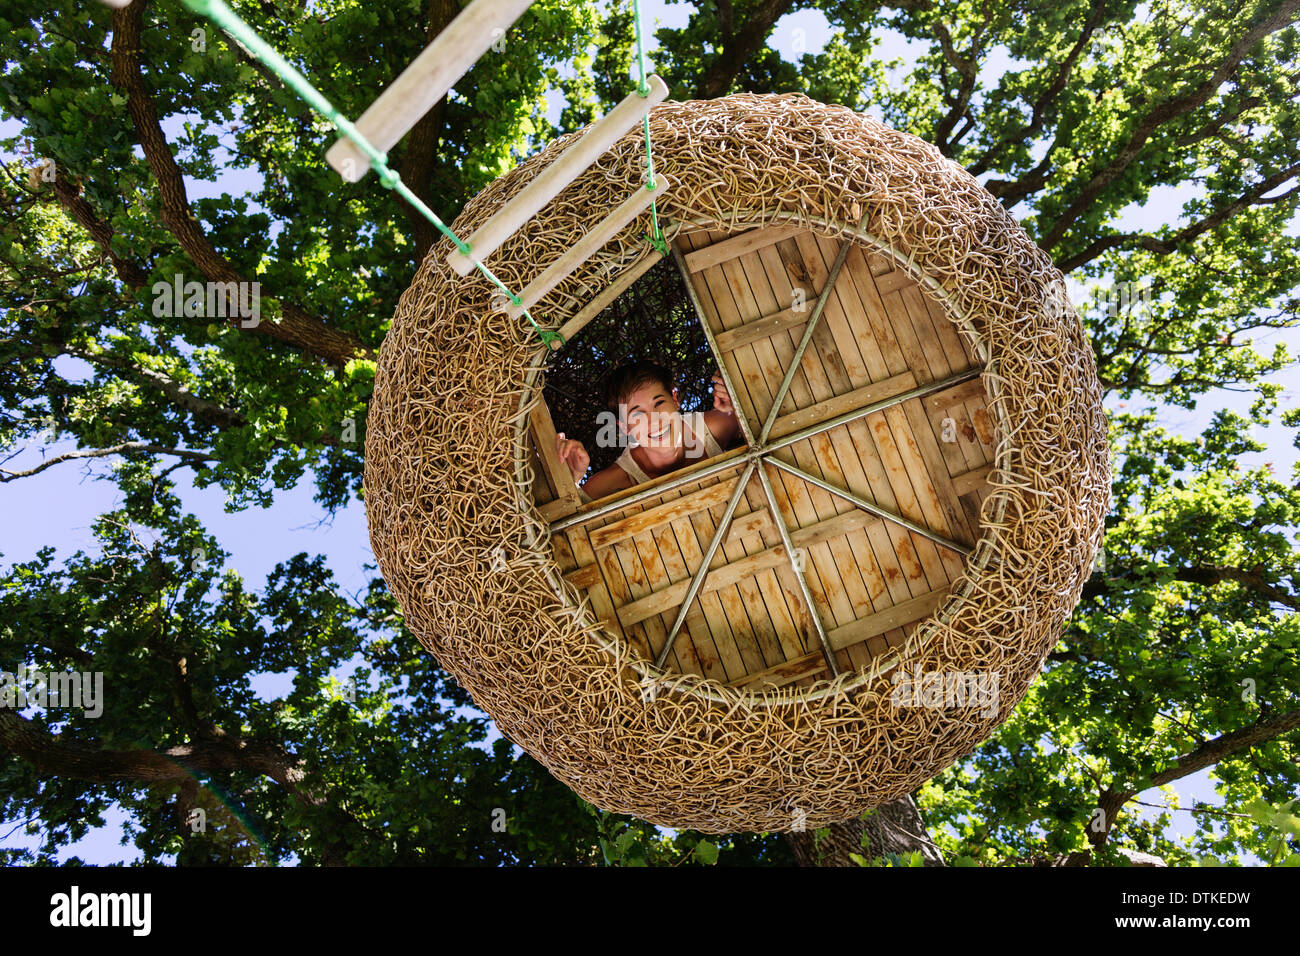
[364,92,1110,833]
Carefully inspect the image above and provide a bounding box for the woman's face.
[619,381,681,448]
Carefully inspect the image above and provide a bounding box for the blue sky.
[2,0,1296,864]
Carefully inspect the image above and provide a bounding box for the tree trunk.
[784,794,945,867]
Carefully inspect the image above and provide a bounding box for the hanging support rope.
[169,0,671,351]
[174,0,563,350]
[632,0,670,258]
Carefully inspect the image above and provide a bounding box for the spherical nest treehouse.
[364,92,1110,833]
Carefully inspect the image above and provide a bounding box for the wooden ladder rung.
[503,176,671,319]
[326,0,537,181]
[448,75,669,276]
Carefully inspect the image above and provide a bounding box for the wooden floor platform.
[527,223,997,691]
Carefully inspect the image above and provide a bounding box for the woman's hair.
[602,359,675,412]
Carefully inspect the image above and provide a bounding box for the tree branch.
[0,708,307,793]
[1083,564,1298,610]
[931,17,983,156]
[695,0,797,98]
[1056,160,1300,271]
[109,0,372,366]
[968,0,1107,176]
[0,441,214,482]
[49,174,150,288]
[397,0,461,267]
[1091,708,1300,846]
[62,346,247,430]
[1039,0,1300,251]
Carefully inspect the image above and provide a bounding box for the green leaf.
[694,840,718,865]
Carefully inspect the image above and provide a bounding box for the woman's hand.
[711,370,735,416]
[555,432,590,483]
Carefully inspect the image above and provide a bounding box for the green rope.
[177,0,563,349]
[631,0,669,258]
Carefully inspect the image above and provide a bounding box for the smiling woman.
[555,357,742,502]
[364,92,1110,833]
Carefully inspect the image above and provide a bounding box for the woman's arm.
[705,370,742,447]
[582,463,634,499]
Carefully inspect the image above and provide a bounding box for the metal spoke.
[756,236,855,447]
[764,366,982,455]
[754,460,841,676]
[543,229,990,684]
[669,241,758,450]
[654,461,757,668]
[764,455,972,557]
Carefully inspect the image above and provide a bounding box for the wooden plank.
[924,377,986,414]
[539,498,577,522]
[562,563,603,590]
[722,238,864,636]
[826,587,949,651]
[505,177,671,319]
[559,528,644,656]
[628,518,727,683]
[730,649,829,690]
[448,75,670,274]
[863,412,950,594]
[615,506,885,628]
[761,234,879,638]
[885,402,969,581]
[556,251,663,344]
[804,241,892,382]
[886,276,980,580]
[563,443,748,521]
[682,223,803,273]
[767,371,917,440]
[949,403,987,472]
[714,305,809,353]
[724,509,771,544]
[792,232,873,393]
[864,250,894,275]
[879,286,933,384]
[898,283,954,381]
[683,229,822,665]
[529,400,581,515]
[649,477,752,682]
[901,397,977,547]
[617,542,788,628]
[731,587,948,688]
[837,243,910,378]
[729,480,804,669]
[528,431,558,505]
[678,229,799,675]
[609,532,691,674]
[766,236,911,618]
[874,268,917,296]
[588,475,736,551]
[791,235,934,607]
[969,401,996,448]
[952,463,993,497]
[327,0,537,180]
[918,284,977,370]
[675,230,767,447]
